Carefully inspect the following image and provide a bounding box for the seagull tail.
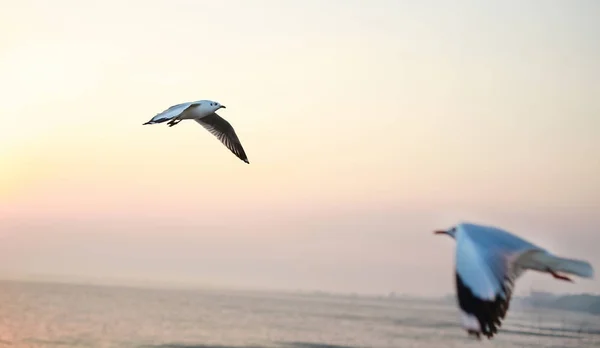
[530,252,595,279]
[144,117,171,125]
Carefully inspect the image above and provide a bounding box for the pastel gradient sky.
[1,0,599,296]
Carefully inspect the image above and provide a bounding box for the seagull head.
[206,100,226,113]
[434,226,457,239]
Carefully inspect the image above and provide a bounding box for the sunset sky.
[1,0,599,296]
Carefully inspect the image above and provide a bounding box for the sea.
[0,280,598,348]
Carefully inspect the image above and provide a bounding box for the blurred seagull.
[435,222,594,340]
[143,99,249,164]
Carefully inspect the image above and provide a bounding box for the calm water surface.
[1,281,598,348]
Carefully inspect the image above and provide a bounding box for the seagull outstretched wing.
[195,113,249,164]
[143,101,198,125]
[454,223,593,339]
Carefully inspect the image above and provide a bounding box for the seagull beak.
[434,230,447,235]
[220,105,226,109]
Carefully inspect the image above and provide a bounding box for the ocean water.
[0,281,598,348]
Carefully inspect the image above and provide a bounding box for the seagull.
[435,222,594,340]
[143,99,249,164]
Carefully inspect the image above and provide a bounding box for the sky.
[0,0,599,297]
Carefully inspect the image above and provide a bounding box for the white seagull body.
[435,222,594,340]
[143,99,249,164]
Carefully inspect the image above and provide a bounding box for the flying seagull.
[435,222,594,340]
[143,99,249,164]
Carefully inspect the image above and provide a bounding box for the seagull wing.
[454,223,541,338]
[195,113,249,164]
[143,101,197,125]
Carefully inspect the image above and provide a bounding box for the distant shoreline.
[517,291,600,316]
[2,277,599,316]
[442,291,600,316]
